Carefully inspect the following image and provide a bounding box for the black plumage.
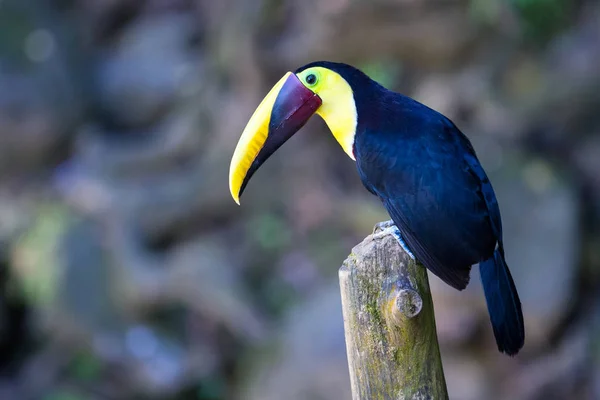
[297,61,525,355]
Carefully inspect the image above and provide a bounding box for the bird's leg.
[373,220,416,260]
[390,227,416,260]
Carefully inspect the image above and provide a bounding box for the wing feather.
[356,118,497,290]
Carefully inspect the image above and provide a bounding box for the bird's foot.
[372,220,416,260]
[373,219,395,233]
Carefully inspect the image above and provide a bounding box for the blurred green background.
[0,0,599,399]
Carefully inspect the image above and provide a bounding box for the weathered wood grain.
[339,225,448,400]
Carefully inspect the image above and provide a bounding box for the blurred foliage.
[512,0,571,42]
[11,204,72,308]
[0,3,33,67]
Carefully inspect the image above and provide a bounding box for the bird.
[228,61,524,356]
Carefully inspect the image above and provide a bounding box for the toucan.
[229,61,524,356]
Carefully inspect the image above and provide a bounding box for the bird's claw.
[373,219,395,234]
[372,220,416,260]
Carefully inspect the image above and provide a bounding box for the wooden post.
[339,224,449,400]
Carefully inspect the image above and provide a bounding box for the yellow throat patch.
[296,67,357,160]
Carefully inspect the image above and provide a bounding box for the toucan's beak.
[229,72,322,204]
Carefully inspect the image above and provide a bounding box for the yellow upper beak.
[229,72,322,204]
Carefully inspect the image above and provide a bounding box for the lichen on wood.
[339,227,448,400]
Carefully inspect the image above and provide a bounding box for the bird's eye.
[305,73,317,85]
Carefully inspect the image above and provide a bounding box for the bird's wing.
[356,122,498,290]
[380,187,476,290]
[462,149,503,241]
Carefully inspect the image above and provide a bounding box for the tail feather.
[480,247,525,355]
